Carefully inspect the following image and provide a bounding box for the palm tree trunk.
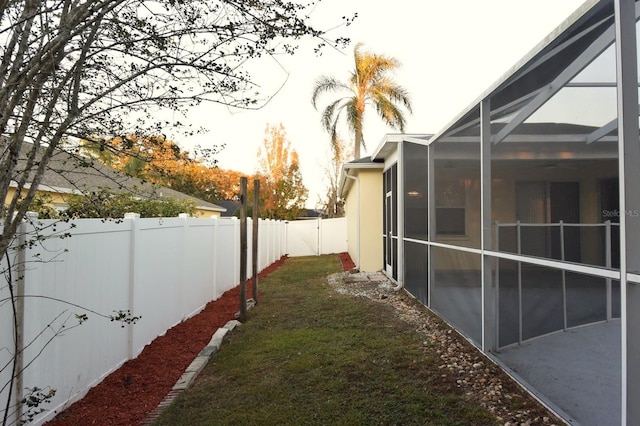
[354,121,363,160]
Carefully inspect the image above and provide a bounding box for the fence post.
[238,177,248,322]
[252,179,259,303]
[124,212,140,359]
[317,217,321,256]
[179,213,189,318]
[231,217,239,289]
[211,216,218,300]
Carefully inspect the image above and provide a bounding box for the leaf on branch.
[110,310,142,328]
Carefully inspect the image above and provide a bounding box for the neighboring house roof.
[7,141,225,214]
[215,200,320,219]
[302,209,322,218]
[216,200,241,217]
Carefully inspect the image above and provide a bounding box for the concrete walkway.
[496,320,620,426]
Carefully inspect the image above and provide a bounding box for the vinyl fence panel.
[21,219,132,424]
[0,213,287,425]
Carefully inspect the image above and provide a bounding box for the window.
[435,179,467,236]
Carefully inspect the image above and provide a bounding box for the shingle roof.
[8,141,225,212]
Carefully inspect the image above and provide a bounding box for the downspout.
[345,172,360,271]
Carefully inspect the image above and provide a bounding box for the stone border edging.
[140,319,242,425]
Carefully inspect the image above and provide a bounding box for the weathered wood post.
[238,177,247,322]
[252,179,260,304]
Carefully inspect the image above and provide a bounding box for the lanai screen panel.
[413,2,633,423]
[404,241,429,304]
[431,246,482,344]
[430,124,482,345]
[496,259,618,347]
[403,142,429,303]
[487,22,621,269]
[486,15,622,348]
[404,142,428,241]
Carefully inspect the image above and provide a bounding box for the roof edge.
[427,0,601,144]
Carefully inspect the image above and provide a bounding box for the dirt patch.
[47,256,287,426]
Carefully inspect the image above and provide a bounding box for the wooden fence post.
[238,177,247,322]
[252,179,260,304]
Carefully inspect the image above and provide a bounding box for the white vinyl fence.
[0,214,286,425]
[285,217,347,257]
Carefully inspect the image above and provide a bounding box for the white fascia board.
[339,161,385,198]
[404,136,432,145]
[9,180,79,195]
[197,205,226,212]
[371,133,432,161]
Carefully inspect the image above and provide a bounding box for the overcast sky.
[175,0,586,208]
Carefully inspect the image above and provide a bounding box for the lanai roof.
[432,0,626,145]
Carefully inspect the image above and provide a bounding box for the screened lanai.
[373,0,640,424]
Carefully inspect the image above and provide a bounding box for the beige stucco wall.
[344,168,383,272]
[6,187,70,209]
[199,208,221,218]
[344,183,359,267]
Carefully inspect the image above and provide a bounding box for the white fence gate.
[0,215,286,425]
[285,217,347,257]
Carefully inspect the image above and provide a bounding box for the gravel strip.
[327,271,567,426]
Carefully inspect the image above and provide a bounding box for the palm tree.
[312,43,412,160]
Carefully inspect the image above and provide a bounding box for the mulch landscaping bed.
[338,251,356,271]
[47,255,296,426]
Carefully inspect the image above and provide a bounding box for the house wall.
[6,187,221,218]
[197,208,222,218]
[6,187,70,210]
[344,168,383,272]
[359,170,383,272]
[344,179,359,268]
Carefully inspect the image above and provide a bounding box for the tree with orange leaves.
[257,124,308,220]
[81,135,248,203]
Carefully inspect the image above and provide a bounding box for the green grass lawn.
[152,255,497,425]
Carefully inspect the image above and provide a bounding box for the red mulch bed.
[338,251,356,271]
[47,253,353,425]
[47,256,288,426]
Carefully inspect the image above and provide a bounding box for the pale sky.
[175,0,586,208]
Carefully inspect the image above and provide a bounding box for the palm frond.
[311,76,350,109]
[372,95,407,131]
[311,42,412,159]
[321,97,350,133]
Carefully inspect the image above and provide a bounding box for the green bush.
[64,189,196,218]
